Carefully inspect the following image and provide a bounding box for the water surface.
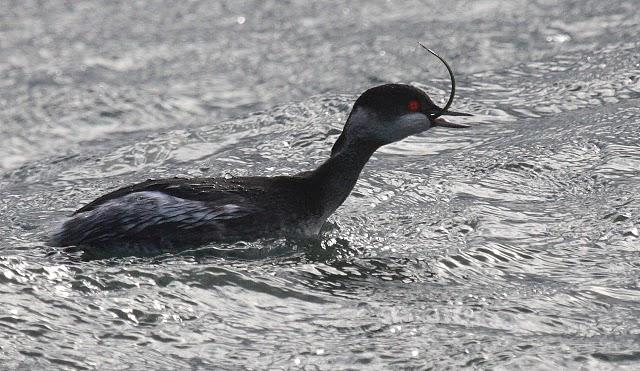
[1,0,639,369]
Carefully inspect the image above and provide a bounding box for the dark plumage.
[49,82,471,249]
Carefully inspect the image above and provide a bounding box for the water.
[1,0,639,369]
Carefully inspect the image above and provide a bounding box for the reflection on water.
[1,0,640,369]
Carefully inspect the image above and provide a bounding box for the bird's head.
[331,47,471,157]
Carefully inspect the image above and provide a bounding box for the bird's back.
[49,175,323,248]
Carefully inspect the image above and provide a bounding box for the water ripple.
[2,1,640,368]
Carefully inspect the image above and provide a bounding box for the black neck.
[308,139,380,217]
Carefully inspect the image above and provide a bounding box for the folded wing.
[49,190,258,247]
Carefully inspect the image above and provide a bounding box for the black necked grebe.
[49,48,471,249]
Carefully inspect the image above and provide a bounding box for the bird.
[48,47,471,250]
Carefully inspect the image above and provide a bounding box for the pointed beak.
[441,110,472,117]
[430,110,472,128]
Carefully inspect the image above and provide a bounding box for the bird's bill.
[431,116,471,128]
[441,110,472,117]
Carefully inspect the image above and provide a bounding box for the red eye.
[407,100,421,112]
